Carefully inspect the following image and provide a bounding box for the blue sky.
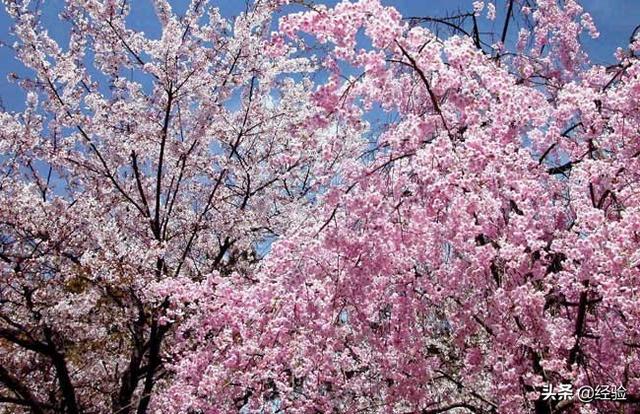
[0,0,638,112]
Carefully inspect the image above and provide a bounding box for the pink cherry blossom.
[1,1,639,414]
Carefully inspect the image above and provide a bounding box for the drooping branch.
[394,41,451,136]
[501,0,515,45]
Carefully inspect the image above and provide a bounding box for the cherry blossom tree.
[2,0,640,413]
[160,1,640,413]
[0,0,364,413]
